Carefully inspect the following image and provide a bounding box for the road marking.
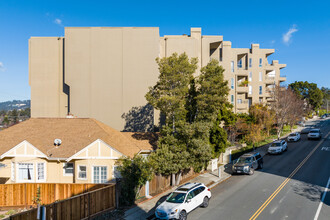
[249,131,330,220]
[314,176,330,220]
[321,147,330,151]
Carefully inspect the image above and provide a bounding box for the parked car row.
[320,113,330,119]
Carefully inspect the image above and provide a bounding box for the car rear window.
[310,130,319,133]
[271,143,282,147]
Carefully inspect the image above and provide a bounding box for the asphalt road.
[188,118,330,220]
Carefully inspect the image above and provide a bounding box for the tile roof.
[0,118,156,158]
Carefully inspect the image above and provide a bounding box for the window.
[268,70,276,77]
[11,162,15,181]
[249,85,252,95]
[63,163,74,176]
[93,166,107,183]
[219,48,223,61]
[112,165,122,179]
[231,61,234,72]
[249,58,252,68]
[37,163,46,181]
[259,98,263,103]
[259,86,263,95]
[259,58,262,67]
[249,72,252,81]
[78,165,87,180]
[231,95,234,104]
[237,99,242,104]
[231,78,234,89]
[237,59,242,68]
[18,163,34,182]
[259,72,262,81]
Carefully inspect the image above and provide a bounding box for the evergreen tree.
[146,53,197,185]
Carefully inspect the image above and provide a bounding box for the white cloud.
[0,62,4,71]
[282,25,298,45]
[54,18,62,25]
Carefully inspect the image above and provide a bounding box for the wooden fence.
[0,183,109,207]
[139,169,197,197]
[9,184,116,220]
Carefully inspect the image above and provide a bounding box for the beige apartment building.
[29,27,286,131]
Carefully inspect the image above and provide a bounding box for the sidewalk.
[124,166,231,220]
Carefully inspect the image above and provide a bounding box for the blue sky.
[0,0,329,102]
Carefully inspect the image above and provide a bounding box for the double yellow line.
[249,132,330,220]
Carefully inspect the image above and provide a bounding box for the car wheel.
[201,196,209,208]
[179,210,187,220]
[249,168,254,175]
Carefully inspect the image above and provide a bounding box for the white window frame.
[259,58,262,67]
[249,85,252,95]
[231,95,234,104]
[231,78,234,89]
[259,72,262,81]
[77,165,87,180]
[249,72,252,82]
[17,162,34,183]
[11,162,15,182]
[237,99,242,104]
[92,166,108,183]
[231,61,234,72]
[63,162,74,176]
[249,58,252,68]
[36,162,46,182]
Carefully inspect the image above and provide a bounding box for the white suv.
[155,182,211,220]
[308,129,322,140]
[268,140,288,154]
[287,132,301,142]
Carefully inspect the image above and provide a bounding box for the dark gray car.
[232,152,263,175]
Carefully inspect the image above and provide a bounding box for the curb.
[209,175,232,190]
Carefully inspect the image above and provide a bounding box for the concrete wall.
[29,37,68,117]
[64,27,160,131]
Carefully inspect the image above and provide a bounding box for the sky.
[0,0,329,102]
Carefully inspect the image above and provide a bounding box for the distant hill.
[0,100,30,111]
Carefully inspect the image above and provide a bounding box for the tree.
[271,85,305,138]
[10,109,18,124]
[249,104,275,136]
[289,81,323,110]
[115,154,153,206]
[146,53,197,185]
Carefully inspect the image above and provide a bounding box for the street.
[188,119,330,220]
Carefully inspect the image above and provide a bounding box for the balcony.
[279,75,286,82]
[265,76,276,85]
[236,100,249,110]
[236,84,248,93]
[236,69,248,76]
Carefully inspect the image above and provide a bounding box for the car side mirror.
[186,199,191,203]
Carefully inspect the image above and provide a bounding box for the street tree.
[289,81,323,111]
[271,85,305,138]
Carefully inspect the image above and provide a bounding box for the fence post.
[88,191,91,219]
[24,183,27,209]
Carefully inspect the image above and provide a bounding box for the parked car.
[232,152,263,175]
[287,132,301,142]
[301,126,313,134]
[268,140,287,154]
[308,129,322,140]
[321,114,327,119]
[155,182,211,220]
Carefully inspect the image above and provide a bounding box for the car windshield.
[237,156,251,163]
[310,130,319,133]
[166,192,186,203]
[289,133,296,136]
[271,143,282,147]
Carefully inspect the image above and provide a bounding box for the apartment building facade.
[29,27,286,131]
